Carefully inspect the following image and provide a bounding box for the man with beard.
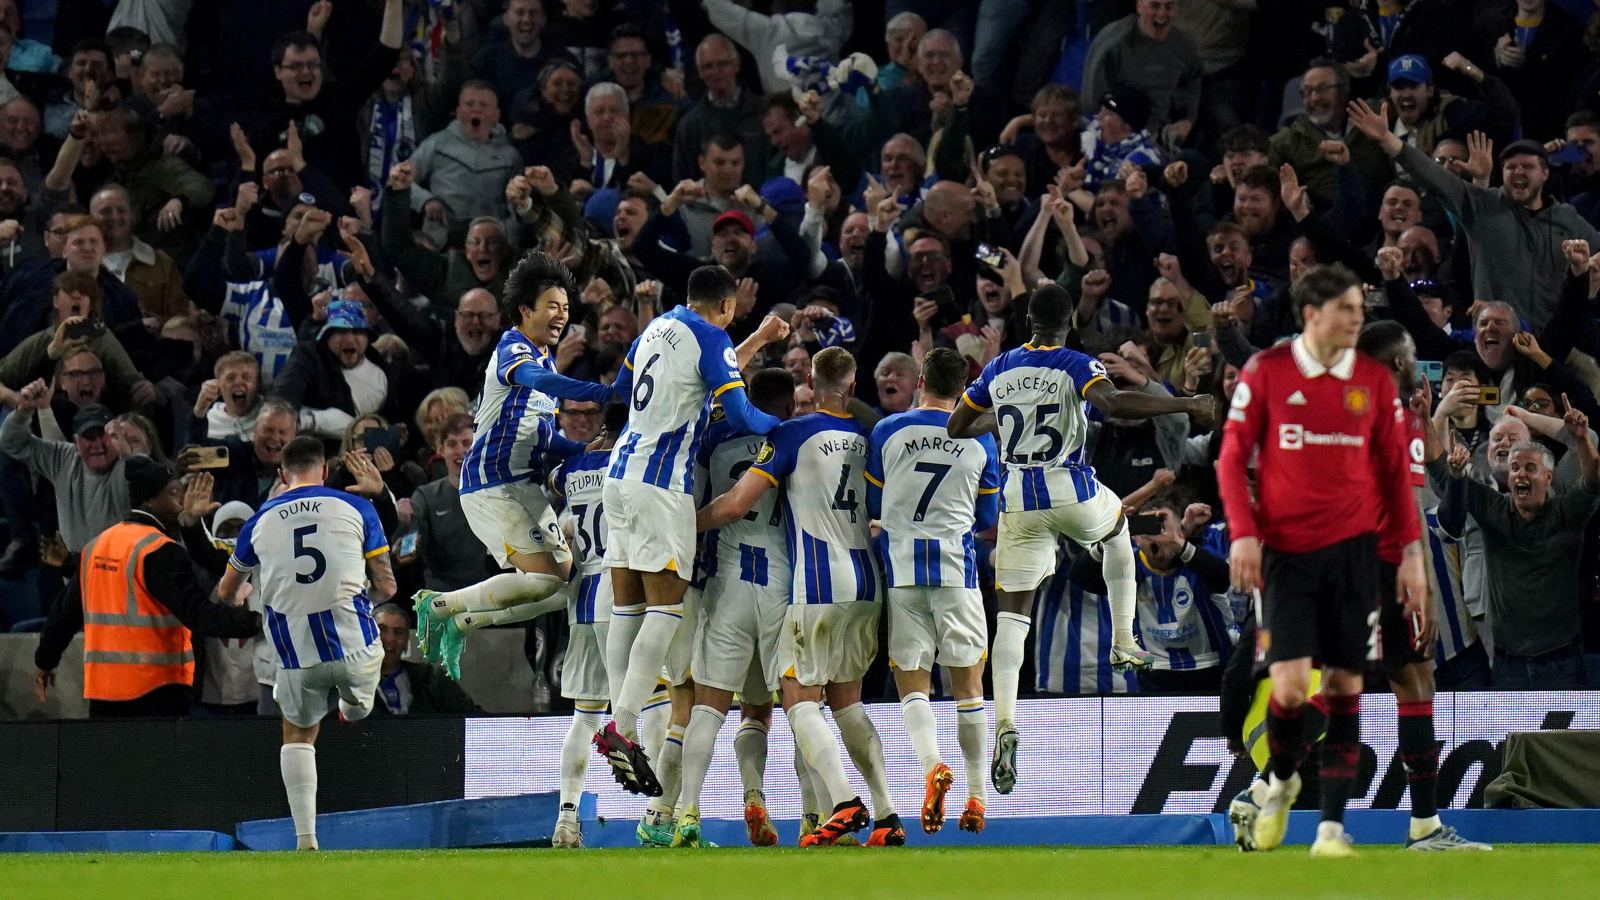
[365,280,501,397]
[382,160,511,306]
[1379,54,1518,159]
[1425,394,1599,689]
[1352,98,1600,329]
[272,300,403,441]
[1221,165,1298,283]
[190,399,299,509]
[1268,59,1392,212]
[249,1,403,191]
[0,155,48,265]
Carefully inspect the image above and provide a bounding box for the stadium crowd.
[5,0,1600,719]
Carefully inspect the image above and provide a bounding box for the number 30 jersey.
[753,411,880,605]
[230,484,388,669]
[608,305,745,495]
[554,449,611,624]
[962,343,1109,513]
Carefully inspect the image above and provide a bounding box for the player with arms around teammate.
[946,283,1213,796]
[219,437,398,852]
[699,347,903,847]
[671,369,796,848]
[869,348,1000,836]
[1218,264,1425,859]
[593,264,790,796]
[413,251,615,677]
[547,403,629,849]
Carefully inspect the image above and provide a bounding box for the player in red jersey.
[1217,263,1425,858]
[1355,317,1490,852]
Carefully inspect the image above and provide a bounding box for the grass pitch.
[7,845,1596,899]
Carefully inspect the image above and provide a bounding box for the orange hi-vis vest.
[78,521,195,701]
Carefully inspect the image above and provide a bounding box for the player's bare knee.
[741,701,773,725]
[948,664,985,700]
[694,683,734,712]
[282,720,319,745]
[996,589,1035,616]
[892,667,932,698]
[823,679,862,710]
[780,678,821,708]
[1388,661,1435,702]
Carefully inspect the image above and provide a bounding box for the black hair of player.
[501,250,576,325]
[603,402,629,436]
[748,368,797,419]
[1356,319,1410,363]
[687,264,737,308]
[1027,282,1074,336]
[1290,263,1361,315]
[281,435,327,473]
[920,347,970,399]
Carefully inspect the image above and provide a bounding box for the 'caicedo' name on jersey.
[992,375,1062,401]
[902,434,967,459]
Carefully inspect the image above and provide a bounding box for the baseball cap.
[1099,90,1151,132]
[72,403,113,438]
[317,299,373,341]
[1387,54,1432,86]
[1498,139,1548,164]
[712,209,755,237]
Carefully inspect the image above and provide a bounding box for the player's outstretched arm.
[735,314,791,370]
[1084,379,1215,427]
[945,400,996,439]
[697,469,774,532]
[509,359,617,405]
[366,551,397,603]
[718,385,781,435]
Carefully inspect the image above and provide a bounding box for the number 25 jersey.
[962,343,1110,512]
[752,411,880,605]
[609,305,745,494]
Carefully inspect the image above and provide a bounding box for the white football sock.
[900,692,941,773]
[434,571,565,616]
[560,706,605,810]
[677,705,726,814]
[641,686,671,762]
[279,742,318,850]
[1410,814,1442,840]
[992,612,1031,728]
[794,743,820,821]
[734,717,769,799]
[788,701,852,807]
[606,605,646,709]
[834,702,895,818]
[1316,820,1345,843]
[613,604,683,739]
[454,601,553,632]
[645,722,685,818]
[1099,527,1138,648]
[956,698,987,802]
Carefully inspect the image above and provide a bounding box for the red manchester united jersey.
[1217,336,1422,556]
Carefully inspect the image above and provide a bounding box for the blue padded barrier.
[0,830,235,852]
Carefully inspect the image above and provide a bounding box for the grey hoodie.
[1397,144,1600,330]
[408,119,523,223]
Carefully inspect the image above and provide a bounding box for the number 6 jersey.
[962,343,1110,512]
[752,410,879,605]
[229,484,389,669]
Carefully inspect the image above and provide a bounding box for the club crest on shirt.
[755,441,776,464]
[1344,385,1370,415]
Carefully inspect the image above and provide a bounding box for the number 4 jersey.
[962,343,1110,512]
[752,411,880,604]
[230,484,389,669]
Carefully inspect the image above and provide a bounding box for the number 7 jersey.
[608,305,746,494]
[962,343,1110,512]
[752,411,880,605]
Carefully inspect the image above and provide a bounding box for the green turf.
[7,846,1598,899]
